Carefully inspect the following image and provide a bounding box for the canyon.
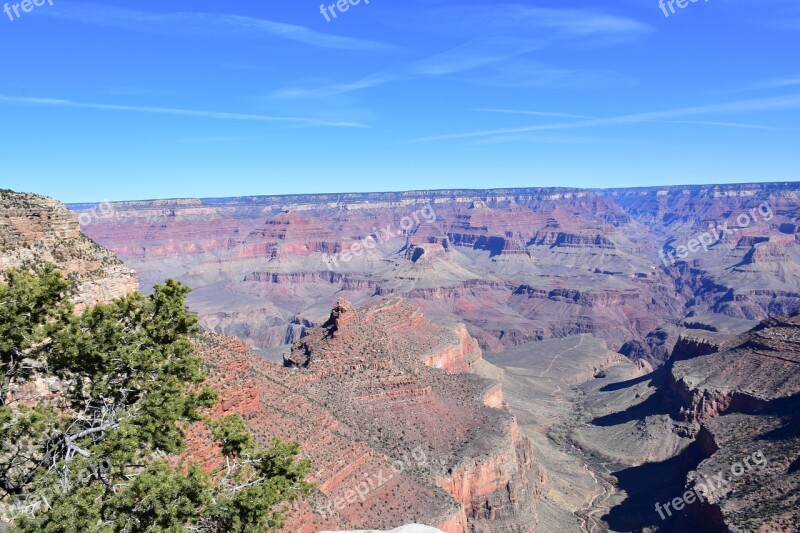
[2,189,543,532]
[69,183,800,367]
[2,184,800,531]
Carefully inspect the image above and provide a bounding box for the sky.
[0,0,799,202]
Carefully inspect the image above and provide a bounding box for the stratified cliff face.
[663,314,800,532]
[587,313,800,532]
[1,189,138,308]
[670,314,800,422]
[72,182,800,365]
[193,298,542,533]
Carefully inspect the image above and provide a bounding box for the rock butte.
[187,294,541,532]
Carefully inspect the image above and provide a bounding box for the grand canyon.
[70,183,800,366]
[4,1,799,530]
[2,183,799,532]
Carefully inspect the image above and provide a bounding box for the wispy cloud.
[527,7,650,37]
[103,86,177,97]
[269,5,646,100]
[663,120,793,131]
[463,58,637,89]
[470,134,644,146]
[0,95,366,128]
[499,5,651,38]
[472,113,786,130]
[270,38,547,99]
[409,37,544,77]
[271,72,400,100]
[738,75,800,92]
[175,136,257,144]
[271,58,633,99]
[408,94,800,142]
[40,3,396,52]
[397,4,651,40]
[475,108,595,119]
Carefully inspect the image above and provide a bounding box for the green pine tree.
[0,265,312,532]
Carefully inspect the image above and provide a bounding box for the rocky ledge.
[1,189,138,309]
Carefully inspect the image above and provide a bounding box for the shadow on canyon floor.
[591,367,677,427]
[602,439,707,532]
[598,371,657,392]
[590,391,672,427]
[599,385,800,531]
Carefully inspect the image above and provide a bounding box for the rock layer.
[72,182,800,365]
[192,298,541,532]
[1,189,138,309]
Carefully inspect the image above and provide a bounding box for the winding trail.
[540,335,586,378]
[575,449,616,533]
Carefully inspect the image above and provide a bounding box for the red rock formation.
[189,297,541,532]
[482,383,505,409]
[422,325,482,373]
[435,418,536,524]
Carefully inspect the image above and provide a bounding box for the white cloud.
[0,95,366,128]
[408,94,800,142]
[40,3,396,52]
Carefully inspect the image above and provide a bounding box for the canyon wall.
[71,182,800,365]
[1,189,138,309]
[592,313,800,532]
[191,297,543,532]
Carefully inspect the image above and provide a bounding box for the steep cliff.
[589,313,800,531]
[670,314,800,422]
[1,189,138,309]
[193,298,542,532]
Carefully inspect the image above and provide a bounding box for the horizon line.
[56,180,800,207]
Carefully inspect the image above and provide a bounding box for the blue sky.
[1,0,799,202]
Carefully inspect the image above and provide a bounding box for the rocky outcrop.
[543,288,640,308]
[669,314,800,422]
[435,418,538,531]
[669,333,723,363]
[405,243,449,263]
[192,297,542,532]
[1,189,138,310]
[482,383,505,409]
[529,231,615,249]
[421,325,483,373]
